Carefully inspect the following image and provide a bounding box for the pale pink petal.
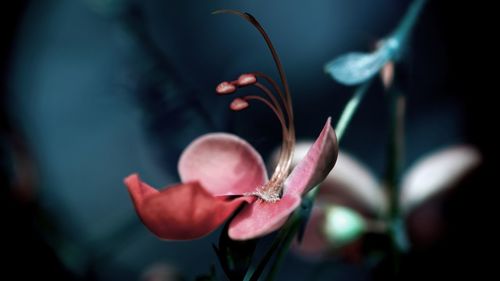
[228,194,301,240]
[400,145,481,214]
[285,118,338,196]
[320,151,387,217]
[178,133,268,196]
[125,174,249,240]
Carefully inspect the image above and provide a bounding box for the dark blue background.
[1,0,489,280]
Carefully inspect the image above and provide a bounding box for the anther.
[237,73,257,86]
[216,81,236,95]
[230,98,249,111]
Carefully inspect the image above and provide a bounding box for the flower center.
[214,10,296,203]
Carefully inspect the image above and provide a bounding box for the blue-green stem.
[335,79,373,141]
[389,0,428,55]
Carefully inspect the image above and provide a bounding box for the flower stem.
[264,187,320,281]
[391,0,428,47]
[386,89,405,221]
[335,79,373,142]
[384,87,406,276]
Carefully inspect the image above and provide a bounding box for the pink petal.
[285,117,338,196]
[228,193,301,240]
[178,133,268,196]
[228,118,338,240]
[124,174,248,240]
[400,145,481,215]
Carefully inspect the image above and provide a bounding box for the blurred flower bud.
[400,145,481,215]
[400,145,481,248]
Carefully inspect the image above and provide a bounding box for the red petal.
[228,194,301,240]
[285,118,338,196]
[178,133,268,196]
[124,174,248,240]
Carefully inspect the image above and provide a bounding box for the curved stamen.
[229,93,291,189]
[252,82,286,126]
[213,10,293,119]
[214,10,297,202]
[249,74,295,185]
[253,72,291,123]
[239,96,288,137]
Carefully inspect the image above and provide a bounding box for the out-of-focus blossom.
[271,143,480,258]
[400,146,481,214]
[400,146,481,248]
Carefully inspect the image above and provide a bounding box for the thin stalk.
[384,88,406,275]
[264,188,319,281]
[391,0,428,45]
[335,79,373,141]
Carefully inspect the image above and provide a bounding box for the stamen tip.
[230,98,249,111]
[237,73,257,86]
[216,81,236,95]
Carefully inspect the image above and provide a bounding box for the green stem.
[391,0,428,45]
[243,211,300,281]
[387,90,405,220]
[264,213,302,281]
[335,79,373,141]
[264,187,320,281]
[385,88,406,275]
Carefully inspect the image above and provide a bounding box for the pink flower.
[125,119,336,241]
[124,11,338,241]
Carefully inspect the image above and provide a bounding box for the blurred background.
[1,0,490,280]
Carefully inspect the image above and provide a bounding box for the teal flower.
[325,0,428,85]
